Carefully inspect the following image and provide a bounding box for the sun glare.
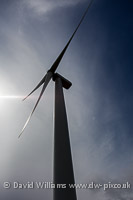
[0,95,23,99]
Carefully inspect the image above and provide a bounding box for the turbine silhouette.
[19,1,94,199]
[19,0,93,138]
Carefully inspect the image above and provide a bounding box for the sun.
[0,86,24,100]
[0,81,25,100]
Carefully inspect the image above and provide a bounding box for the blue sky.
[0,0,133,199]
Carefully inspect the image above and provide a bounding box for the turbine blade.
[22,0,94,102]
[22,74,47,101]
[49,0,94,73]
[18,72,53,138]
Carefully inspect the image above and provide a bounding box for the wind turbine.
[19,0,94,199]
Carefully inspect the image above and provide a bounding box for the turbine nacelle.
[53,73,72,90]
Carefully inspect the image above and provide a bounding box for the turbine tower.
[19,1,93,199]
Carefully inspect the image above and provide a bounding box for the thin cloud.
[23,0,87,15]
